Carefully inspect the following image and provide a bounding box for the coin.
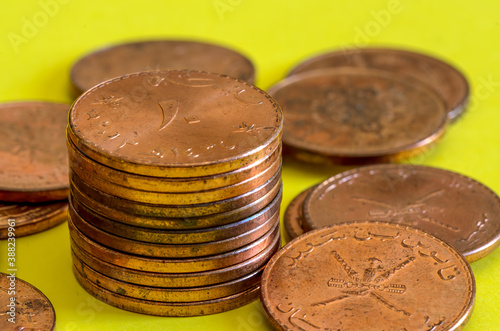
[288,48,469,121]
[0,201,67,239]
[70,40,255,96]
[0,102,69,202]
[260,222,475,330]
[283,187,315,241]
[303,164,500,262]
[68,70,282,177]
[0,272,56,330]
[268,67,448,164]
[70,230,280,288]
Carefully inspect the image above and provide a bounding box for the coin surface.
[268,68,447,164]
[288,48,469,121]
[0,102,69,202]
[70,40,255,95]
[0,272,56,330]
[68,70,282,177]
[303,164,500,262]
[283,187,314,241]
[260,222,475,330]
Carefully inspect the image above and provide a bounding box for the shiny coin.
[261,222,475,330]
[283,187,314,241]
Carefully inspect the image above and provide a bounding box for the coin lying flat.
[261,222,475,330]
[0,102,69,202]
[283,187,314,241]
[0,272,56,330]
[70,40,255,96]
[303,164,500,262]
[269,67,448,164]
[288,48,469,121]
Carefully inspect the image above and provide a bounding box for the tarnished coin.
[0,201,67,239]
[303,164,500,262]
[288,48,469,121]
[0,102,69,202]
[68,70,282,177]
[268,68,448,164]
[0,272,56,330]
[70,40,255,96]
[261,222,475,330]
[283,187,315,241]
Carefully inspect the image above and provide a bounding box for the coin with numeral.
[261,222,475,331]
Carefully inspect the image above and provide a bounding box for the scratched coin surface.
[303,164,500,262]
[260,222,475,331]
[0,272,56,330]
[283,187,315,241]
[0,102,69,202]
[68,70,282,177]
[269,67,447,164]
[288,48,469,121]
[70,40,255,96]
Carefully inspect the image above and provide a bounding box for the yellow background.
[1,0,500,330]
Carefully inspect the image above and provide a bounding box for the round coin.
[70,40,255,96]
[268,68,448,164]
[288,48,469,121]
[68,70,282,177]
[0,272,56,330]
[283,187,315,241]
[260,222,475,330]
[303,164,500,262]
[0,102,69,202]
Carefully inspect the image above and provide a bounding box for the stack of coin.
[67,69,283,316]
[0,102,69,239]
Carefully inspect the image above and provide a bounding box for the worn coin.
[0,272,56,330]
[288,48,469,121]
[283,187,315,241]
[269,67,447,164]
[261,222,475,330]
[70,40,255,95]
[303,164,500,262]
[0,102,69,202]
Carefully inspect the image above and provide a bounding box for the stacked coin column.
[66,70,283,316]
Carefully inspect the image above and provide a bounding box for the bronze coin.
[0,102,69,202]
[288,48,469,121]
[70,40,255,96]
[268,67,448,164]
[283,187,315,241]
[70,230,280,288]
[0,272,56,330]
[0,201,67,239]
[68,70,282,177]
[260,222,475,330]
[303,164,500,262]
[69,187,281,244]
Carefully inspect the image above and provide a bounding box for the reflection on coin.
[288,48,469,121]
[0,102,69,202]
[283,187,315,241]
[269,68,447,164]
[0,272,56,330]
[303,164,500,262]
[261,222,475,330]
[70,40,255,96]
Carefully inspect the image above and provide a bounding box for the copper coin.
[303,164,500,262]
[288,48,469,121]
[72,253,263,302]
[283,187,315,241]
[261,222,475,330]
[69,187,281,244]
[70,181,282,229]
[268,67,448,164]
[67,136,281,193]
[0,102,69,202]
[68,70,282,177]
[69,217,281,273]
[0,201,67,239]
[70,40,255,96]
[0,272,56,330]
[70,230,280,288]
